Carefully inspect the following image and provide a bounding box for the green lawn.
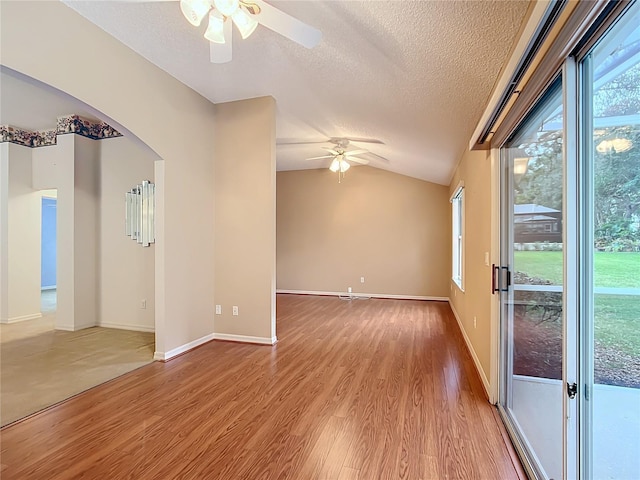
[594,295,640,357]
[514,251,640,288]
[514,251,639,357]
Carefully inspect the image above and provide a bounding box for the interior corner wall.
[99,136,156,332]
[1,1,216,355]
[0,144,9,322]
[448,148,493,384]
[214,96,276,342]
[73,135,99,330]
[2,143,41,323]
[276,167,451,298]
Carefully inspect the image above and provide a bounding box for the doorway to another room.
[40,191,57,317]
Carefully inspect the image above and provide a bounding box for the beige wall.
[99,136,156,332]
[277,167,450,298]
[214,97,276,342]
[2,143,41,322]
[73,135,100,330]
[1,1,216,355]
[448,148,493,384]
[0,145,7,321]
[33,136,75,330]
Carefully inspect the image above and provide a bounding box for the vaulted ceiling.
[15,1,532,185]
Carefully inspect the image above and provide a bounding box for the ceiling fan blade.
[210,21,232,63]
[343,137,384,145]
[277,138,330,145]
[305,155,334,161]
[348,157,369,166]
[321,147,340,155]
[253,0,322,49]
[366,152,391,163]
[344,149,369,156]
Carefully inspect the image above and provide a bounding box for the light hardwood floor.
[0,294,522,479]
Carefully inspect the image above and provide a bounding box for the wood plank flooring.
[0,294,521,479]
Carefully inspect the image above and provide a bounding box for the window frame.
[451,184,465,290]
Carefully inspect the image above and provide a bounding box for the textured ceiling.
[63,0,530,185]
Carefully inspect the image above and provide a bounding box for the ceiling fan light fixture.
[213,0,240,17]
[596,137,633,154]
[204,10,226,44]
[232,7,258,39]
[329,157,350,174]
[180,0,212,27]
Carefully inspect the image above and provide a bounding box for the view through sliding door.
[580,5,640,478]
[497,3,640,478]
[498,78,570,480]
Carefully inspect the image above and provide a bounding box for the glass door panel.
[582,6,640,478]
[500,80,565,480]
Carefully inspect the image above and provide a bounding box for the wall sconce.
[125,180,155,247]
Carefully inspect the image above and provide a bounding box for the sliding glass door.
[498,2,640,478]
[580,7,640,479]
[499,79,569,480]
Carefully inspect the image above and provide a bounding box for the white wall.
[0,143,41,323]
[1,1,216,357]
[99,136,156,332]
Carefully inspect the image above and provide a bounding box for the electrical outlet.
[140,299,146,309]
[347,287,352,293]
[484,252,490,266]
[215,305,222,315]
[360,276,365,283]
[474,316,477,328]
[232,306,239,316]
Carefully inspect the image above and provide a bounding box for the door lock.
[567,382,578,399]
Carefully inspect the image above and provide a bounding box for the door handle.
[501,266,511,291]
[492,265,511,293]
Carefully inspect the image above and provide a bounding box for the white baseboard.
[213,333,277,345]
[448,299,491,398]
[154,333,215,361]
[1,312,43,324]
[276,289,447,302]
[99,322,155,333]
[56,323,95,332]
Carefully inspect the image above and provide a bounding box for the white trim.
[449,181,465,202]
[213,333,277,345]
[489,147,501,405]
[469,0,553,150]
[448,299,491,398]
[1,312,42,324]
[563,57,579,480]
[55,323,95,332]
[41,285,57,291]
[513,373,563,386]
[99,322,155,333]
[276,289,448,302]
[153,333,215,361]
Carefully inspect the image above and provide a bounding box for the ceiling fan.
[174,0,322,63]
[303,138,390,182]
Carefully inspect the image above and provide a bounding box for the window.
[451,185,464,289]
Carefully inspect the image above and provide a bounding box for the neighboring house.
[514,203,562,243]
